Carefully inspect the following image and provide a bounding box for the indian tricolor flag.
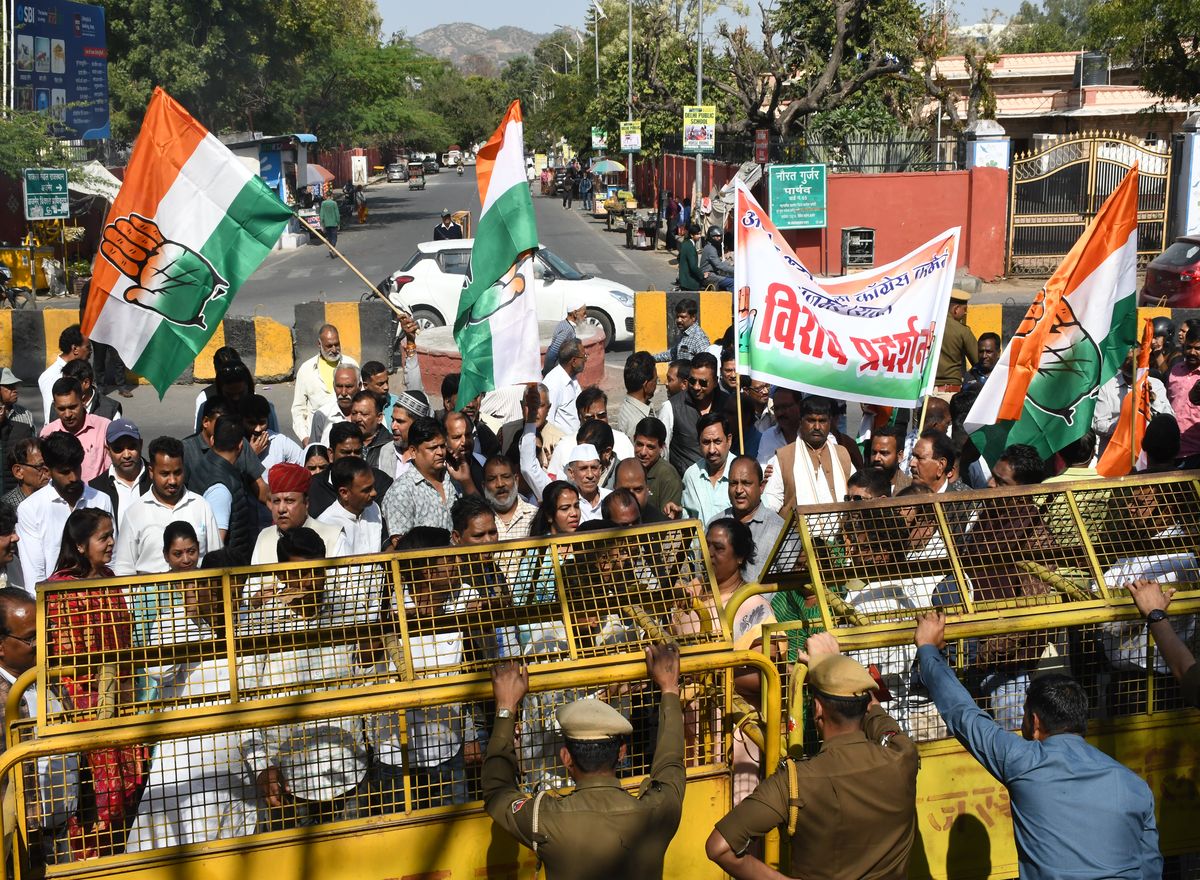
[82,88,293,396]
[965,165,1139,463]
[453,100,541,407]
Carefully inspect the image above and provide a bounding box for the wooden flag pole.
[735,372,745,453]
[295,214,411,323]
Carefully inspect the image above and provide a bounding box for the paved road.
[27,172,677,442]
[233,169,678,325]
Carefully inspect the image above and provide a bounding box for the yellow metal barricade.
[730,472,1200,879]
[4,521,781,879]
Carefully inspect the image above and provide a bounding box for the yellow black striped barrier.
[0,309,294,385]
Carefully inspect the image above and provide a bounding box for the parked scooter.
[0,265,30,309]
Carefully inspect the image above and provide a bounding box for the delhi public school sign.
[767,164,827,230]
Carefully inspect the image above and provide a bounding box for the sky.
[382,0,1027,42]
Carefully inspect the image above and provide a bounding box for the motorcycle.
[0,265,30,309]
[456,164,464,176]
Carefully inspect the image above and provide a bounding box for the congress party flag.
[453,100,541,408]
[1097,317,1154,477]
[734,179,959,407]
[965,166,1139,464]
[82,88,293,397]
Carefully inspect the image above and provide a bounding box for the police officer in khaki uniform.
[482,643,685,879]
[934,288,978,402]
[706,632,919,879]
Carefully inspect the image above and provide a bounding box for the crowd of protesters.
[0,303,1195,877]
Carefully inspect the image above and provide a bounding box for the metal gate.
[1007,131,1172,276]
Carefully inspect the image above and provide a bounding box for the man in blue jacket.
[915,611,1161,880]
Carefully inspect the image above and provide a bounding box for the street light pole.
[694,0,703,210]
[592,2,605,98]
[627,0,633,192]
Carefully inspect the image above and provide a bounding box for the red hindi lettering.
[759,283,802,351]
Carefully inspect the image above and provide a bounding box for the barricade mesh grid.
[37,524,726,728]
[759,474,1200,745]
[10,667,729,867]
[19,523,738,866]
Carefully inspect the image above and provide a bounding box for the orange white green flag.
[452,100,541,408]
[1096,317,1154,477]
[82,88,293,396]
[964,166,1140,463]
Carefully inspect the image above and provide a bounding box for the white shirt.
[0,665,79,828]
[111,489,222,575]
[656,398,675,453]
[317,501,383,555]
[313,400,350,447]
[756,425,789,467]
[577,486,612,523]
[1092,372,1173,449]
[546,427,635,481]
[239,599,369,801]
[261,431,304,471]
[518,424,551,502]
[543,364,581,436]
[16,484,113,591]
[290,353,359,442]
[107,463,145,529]
[37,356,66,423]
[250,516,348,564]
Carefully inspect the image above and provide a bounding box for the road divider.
[294,300,394,368]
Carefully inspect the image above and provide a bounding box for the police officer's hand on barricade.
[491,660,529,714]
[795,631,840,665]
[645,642,681,695]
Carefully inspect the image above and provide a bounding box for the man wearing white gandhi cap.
[566,443,610,523]
[483,644,686,879]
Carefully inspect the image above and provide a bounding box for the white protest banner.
[734,179,959,407]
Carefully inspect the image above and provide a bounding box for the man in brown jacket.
[706,632,918,879]
[483,643,685,879]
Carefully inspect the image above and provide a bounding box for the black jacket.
[308,465,394,519]
[88,463,152,524]
[86,392,122,421]
[206,454,254,566]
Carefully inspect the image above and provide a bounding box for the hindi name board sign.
[768,164,827,230]
[23,168,70,220]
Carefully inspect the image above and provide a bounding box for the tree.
[999,0,1095,54]
[707,0,925,135]
[1091,0,1200,104]
[911,16,999,136]
[103,0,384,138]
[0,108,74,179]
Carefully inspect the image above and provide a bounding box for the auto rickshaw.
[408,161,425,190]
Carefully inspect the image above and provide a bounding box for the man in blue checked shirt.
[915,611,1161,880]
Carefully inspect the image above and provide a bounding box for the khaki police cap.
[950,288,972,304]
[556,698,633,740]
[806,653,879,698]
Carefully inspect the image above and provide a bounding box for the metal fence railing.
[656,133,963,172]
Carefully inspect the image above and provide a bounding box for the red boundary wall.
[636,155,1008,282]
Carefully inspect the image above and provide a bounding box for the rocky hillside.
[412,23,548,68]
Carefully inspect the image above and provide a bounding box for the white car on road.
[379,239,635,348]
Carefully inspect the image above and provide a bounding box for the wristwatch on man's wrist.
[496,707,514,720]
[1146,609,1169,624]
